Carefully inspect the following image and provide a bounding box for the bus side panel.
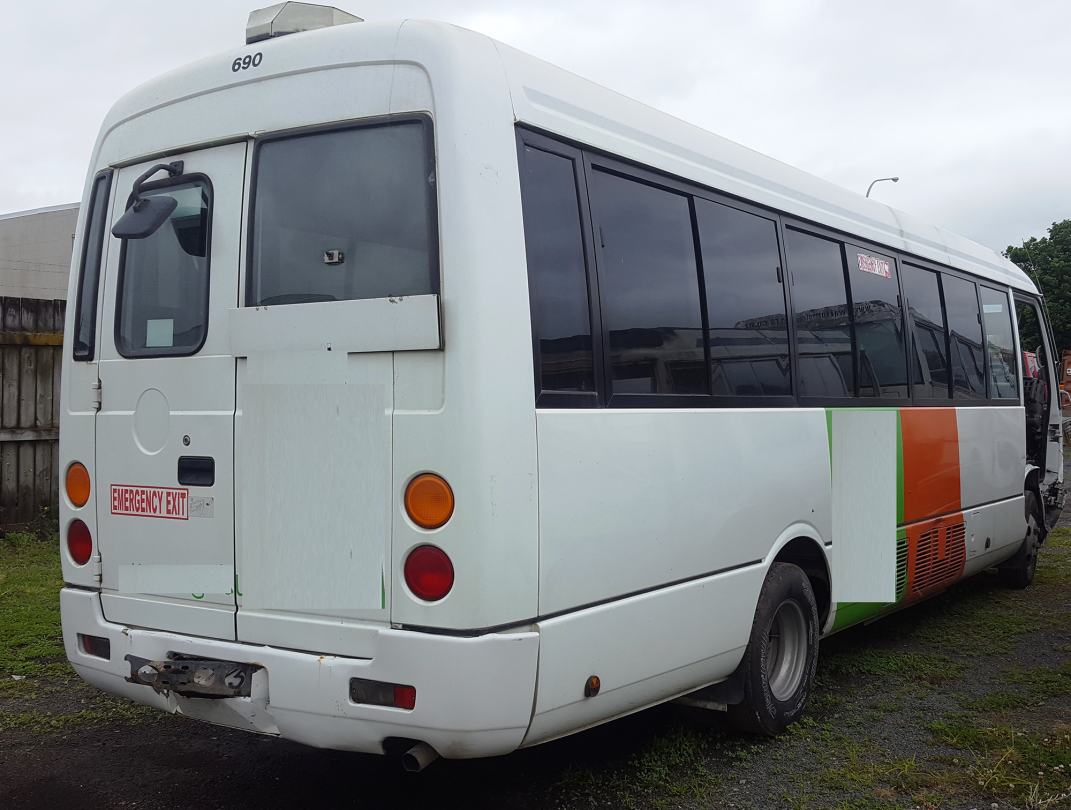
[957,406,1024,540]
[535,409,831,616]
[523,564,763,747]
[962,497,1026,576]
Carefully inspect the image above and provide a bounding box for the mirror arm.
[130,161,184,210]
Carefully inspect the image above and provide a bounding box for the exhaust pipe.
[402,741,440,772]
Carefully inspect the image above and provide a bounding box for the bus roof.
[92,18,1036,294]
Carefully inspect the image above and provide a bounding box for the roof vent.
[246,2,362,44]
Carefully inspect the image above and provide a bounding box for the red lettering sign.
[110,485,189,520]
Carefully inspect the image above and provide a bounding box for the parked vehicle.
[59,3,1063,768]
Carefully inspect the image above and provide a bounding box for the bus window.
[785,228,853,399]
[72,170,112,361]
[590,169,707,397]
[695,199,790,397]
[248,119,436,307]
[902,264,950,399]
[519,145,596,396]
[942,274,987,400]
[980,287,1018,399]
[847,245,907,398]
[115,180,211,357]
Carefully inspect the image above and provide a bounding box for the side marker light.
[585,675,601,698]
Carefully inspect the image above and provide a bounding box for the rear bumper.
[60,587,539,758]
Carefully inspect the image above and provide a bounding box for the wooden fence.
[0,297,64,525]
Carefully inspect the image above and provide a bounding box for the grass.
[0,525,70,679]
[3,509,1071,809]
[0,521,161,733]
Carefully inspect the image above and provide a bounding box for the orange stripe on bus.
[901,408,960,524]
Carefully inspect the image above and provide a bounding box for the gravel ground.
[4,463,1071,809]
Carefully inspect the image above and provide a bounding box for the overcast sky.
[2,0,1068,253]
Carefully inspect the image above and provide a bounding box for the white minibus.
[59,3,1063,769]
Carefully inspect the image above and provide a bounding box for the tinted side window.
[519,146,595,394]
[847,246,907,398]
[902,264,949,398]
[785,228,853,398]
[981,286,1017,399]
[73,171,112,361]
[591,170,707,396]
[249,120,436,306]
[695,199,790,397]
[942,274,986,399]
[115,180,211,357]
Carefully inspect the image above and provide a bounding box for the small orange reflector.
[66,462,91,508]
[405,474,454,529]
[585,675,601,698]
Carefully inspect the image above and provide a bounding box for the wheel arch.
[766,526,832,630]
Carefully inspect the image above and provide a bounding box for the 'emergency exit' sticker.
[857,253,891,278]
[111,485,189,520]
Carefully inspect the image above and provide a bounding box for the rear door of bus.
[95,142,246,640]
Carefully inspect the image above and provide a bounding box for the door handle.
[178,456,215,487]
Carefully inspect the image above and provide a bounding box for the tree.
[1006,220,1071,354]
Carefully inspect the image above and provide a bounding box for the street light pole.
[866,176,899,198]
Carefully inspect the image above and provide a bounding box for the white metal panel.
[228,295,440,356]
[234,350,394,646]
[387,21,541,630]
[961,495,1027,576]
[240,382,388,609]
[829,409,897,603]
[535,409,831,615]
[525,563,763,746]
[957,407,1025,509]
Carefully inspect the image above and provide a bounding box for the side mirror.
[111,196,178,239]
[111,161,184,240]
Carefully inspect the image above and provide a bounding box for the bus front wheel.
[727,562,819,736]
[998,491,1041,590]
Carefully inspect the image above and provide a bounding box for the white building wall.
[0,204,79,301]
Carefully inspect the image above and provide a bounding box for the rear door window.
[248,118,437,306]
[589,168,707,398]
[695,199,791,397]
[114,179,211,357]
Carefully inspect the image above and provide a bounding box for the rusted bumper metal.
[125,654,261,698]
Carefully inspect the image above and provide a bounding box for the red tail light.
[404,545,454,601]
[67,520,93,566]
[393,684,417,710]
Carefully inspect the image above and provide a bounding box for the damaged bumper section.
[60,588,539,758]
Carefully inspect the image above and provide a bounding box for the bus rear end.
[59,12,541,761]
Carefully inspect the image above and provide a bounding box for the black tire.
[999,491,1041,590]
[726,562,819,736]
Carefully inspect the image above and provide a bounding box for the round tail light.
[404,474,454,529]
[67,520,93,566]
[404,545,454,601]
[66,462,91,507]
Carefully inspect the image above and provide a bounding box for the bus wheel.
[999,491,1041,590]
[727,562,819,736]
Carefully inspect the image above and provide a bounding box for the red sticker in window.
[111,485,189,520]
[857,253,891,278]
